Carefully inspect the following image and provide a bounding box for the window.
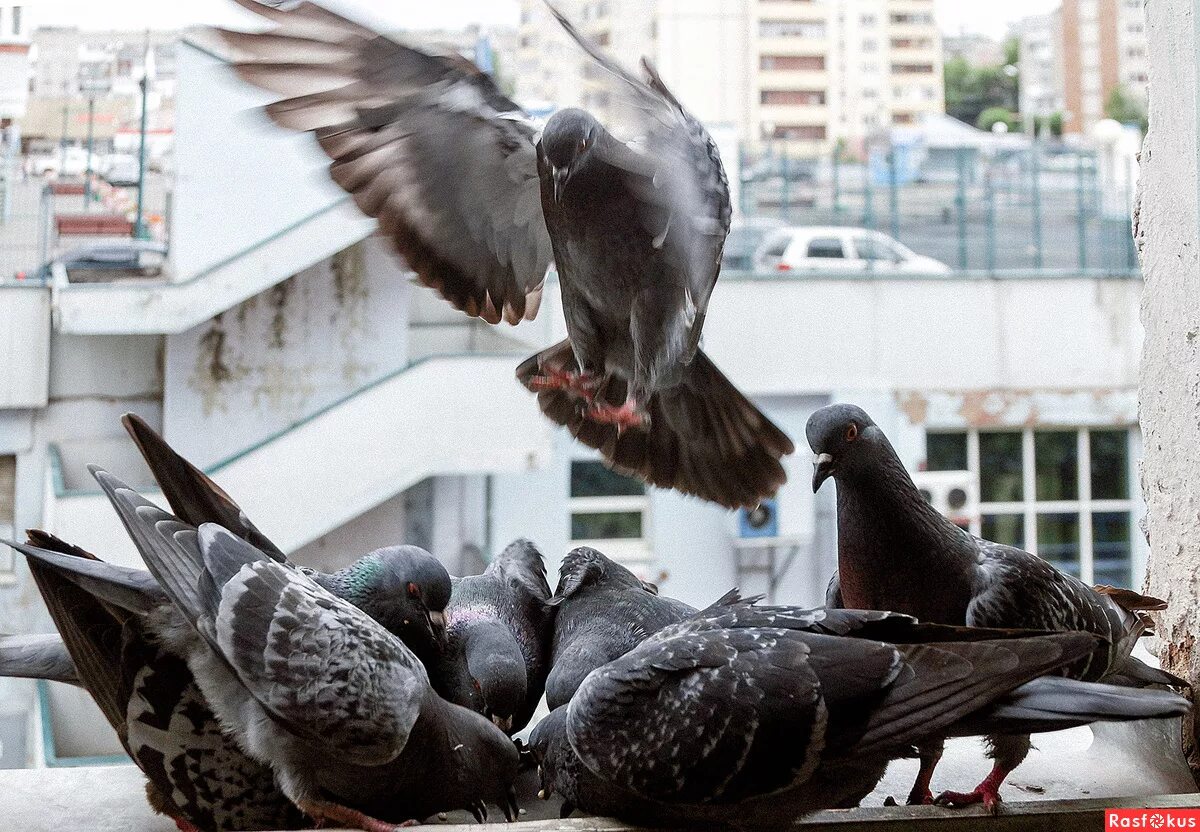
[760,54,825,71]
[760,89,826,106]
[11,6,20,36]
[759,20,827,38]
[861,13,878,25]
[853,234,901,262]
[569,461,649,566]
[890,12,935,24]
[767,123,827,140]
[806,237,845,258]
[892,63,935,74]
[0,456,13,573]
[925,428,1136,586]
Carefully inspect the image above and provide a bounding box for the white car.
[752,226,952,275]
[26,147,93,178]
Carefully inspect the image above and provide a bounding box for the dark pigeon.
[5,531,307,832]
[122,413,451,668]
[545,546,710,709]
[807,403,1187,811]
[101,471,521,830]
[531,603,1189,826]
[214,1,793,510]
[434,538,554,734]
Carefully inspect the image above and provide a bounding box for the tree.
[1104,84,1148,133]
[977,107,1018,132]
[944,42,1020,127]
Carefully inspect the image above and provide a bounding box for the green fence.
[738,143,1139,275]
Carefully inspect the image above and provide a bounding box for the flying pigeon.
[530,604,1190,825]
[807,403,1187,812]
[122,413,451,668]
[434,538,555,734]
[5,530,307,832]
[95,468,521,830]
[0,630,80,686]
[213,0,794,510]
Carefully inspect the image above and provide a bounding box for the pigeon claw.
[906,787,934,806]
[295,799,405,832]
[586,399,649,430]
[469,800,489,823]
[933,785,1003,815]
[527,367,599,400]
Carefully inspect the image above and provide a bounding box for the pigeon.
[544,546,698,709]
[435,539,554,734]
[0,630,80,686]
[213,0,794,510]
[530,603,1190,826]
[122,413,451,668]
[5,530,307,832]
[117,479,520,830]
[807,403,1187,811]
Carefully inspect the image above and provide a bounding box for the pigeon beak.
[491,714,514,734]
[552,165,572,204]
[427,609,447,645]
[812,453,835,492]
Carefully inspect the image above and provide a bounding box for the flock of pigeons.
[0,2,1191,831]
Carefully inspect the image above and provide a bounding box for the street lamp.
[133,30,151,240]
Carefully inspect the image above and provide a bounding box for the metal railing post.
[888,144,900,240]
[1031,138,1044,269]
[956,148,969,269]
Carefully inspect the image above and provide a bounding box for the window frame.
[927,427,1137,585]
[568,460,651,568]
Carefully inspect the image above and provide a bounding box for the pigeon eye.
[845,424,859,443]
[407,582,420,598]
[578,138,589,153]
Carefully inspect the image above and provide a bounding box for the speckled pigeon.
[808,403,1188,812]
[4,530,307,832]
[214,0,793,510]
[530,603,1189,825]
[435,538,554,734]
[544,546,701,709]
[122,413,451,668]
[99,470,520,831]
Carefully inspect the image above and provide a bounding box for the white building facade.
[0,37,1145,769]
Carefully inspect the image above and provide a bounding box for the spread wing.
[547,4,731,356]
[566,622,824,804]
[216,0,551,325]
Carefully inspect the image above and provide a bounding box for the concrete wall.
[162,238,410,468]
[0,287,49,409]
[1135,0,1200,779]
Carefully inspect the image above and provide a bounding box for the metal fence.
[738,143,1139,275]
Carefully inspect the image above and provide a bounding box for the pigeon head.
[529,706,570,799]
[463,624,528,734]
[805,404,881,492]
[550,546,648,605]
[541,108,602,204]
[330,546,451,660]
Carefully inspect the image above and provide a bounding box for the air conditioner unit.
[911,471,977,529]
[738,499,779,538]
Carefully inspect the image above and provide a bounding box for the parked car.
[35,240,167,284]
[722,217,787,271]
[104,154,141,187]
[25,147,92,178]
[752,226,952,275]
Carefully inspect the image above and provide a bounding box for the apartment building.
[0,5,30,122]
[1017,0,1148,134]
[516,0,944,151]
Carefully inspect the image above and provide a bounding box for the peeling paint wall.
[1136,0,1200,782]
[162,237,411,468]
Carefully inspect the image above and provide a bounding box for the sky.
[25,0,1059,39]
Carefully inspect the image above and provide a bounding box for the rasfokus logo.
[1106,810,1200,829]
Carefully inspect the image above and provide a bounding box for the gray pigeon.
[0,629,80,686]
[545,546,723,709]
[435,539,554,734]
[107,473,521,830]
[531,604,1190,825]
[214,0,793,510]
[122,413,451,667]
[807,403,1187,811]
[5,530,307,832]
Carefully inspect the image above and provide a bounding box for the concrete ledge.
[0,765,1197,832]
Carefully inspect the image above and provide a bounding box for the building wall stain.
[893,387,1137,429]
[189,313,249,416]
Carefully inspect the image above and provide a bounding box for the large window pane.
[1090,430,1130,500]
[570,461,644,498]
[571,511,643,540]
[1035,431,1078,501]
[926,432,967,471]
[981,513,1024,548]
[979,432,1023,502]
[1037,513,1081,577]
[1093,511,1132,588]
